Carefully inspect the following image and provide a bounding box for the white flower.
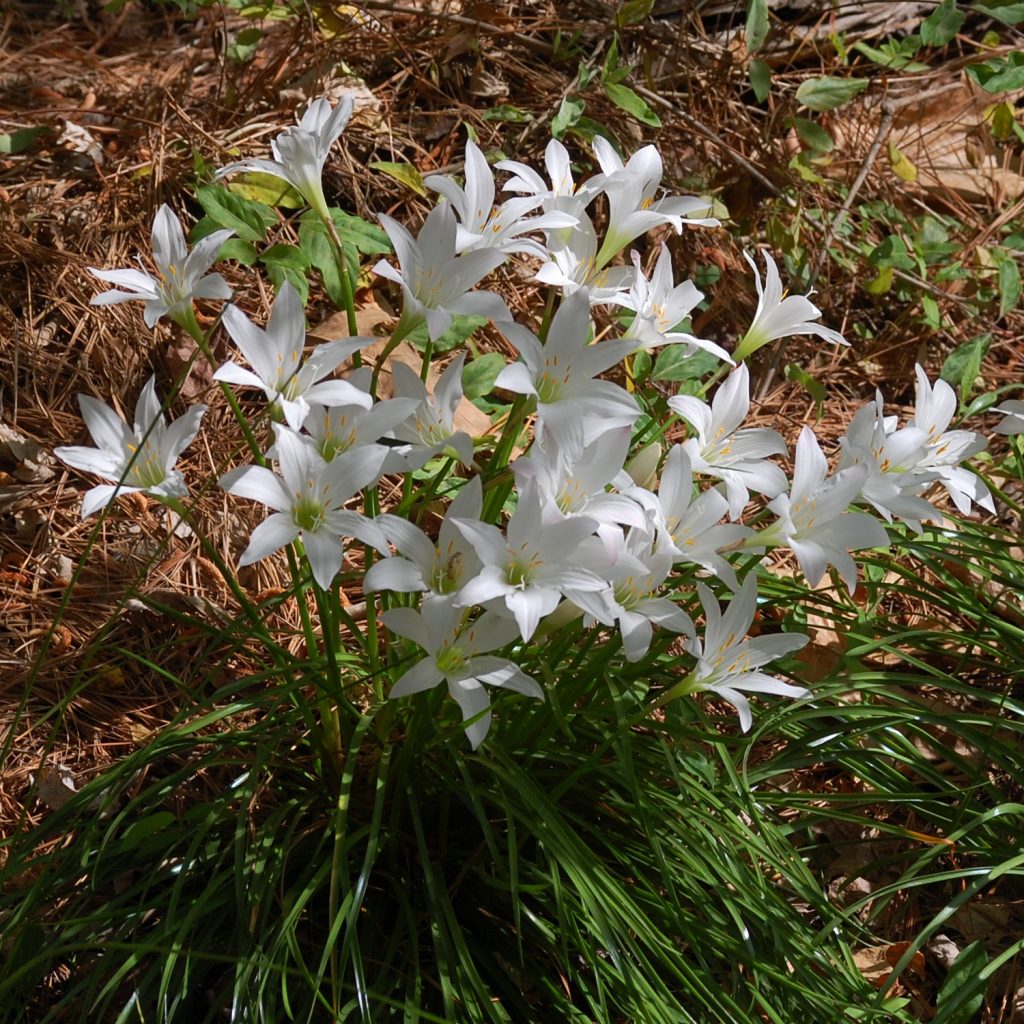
[89,204,233,329]
[591,137,718,267]
[535,212,635,304]
[760,427,890,592]
[373,203,511,341]
[213,281,372,431]
[676,577,808,732]
[425,138,576,258]
[390,353,475,468]
[215,96,354,217]
[733,251,847,362]
[383,601,543,749]
[55,375,205,517]
[495,290,639,447]
[668,363,788,519]
[906,365,993,515]
[364,476,483,600]
[220,424,387,589]
[994,399,1024,435]
[619,245,732,363]
[452,480,607,641]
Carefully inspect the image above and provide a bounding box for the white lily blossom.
[759,427,890,592]
[669,363,788,519]
[591,137,718,267]
[906,365,993,515]
[495,290,639,447]
[678,577,809,732]
[215,96,354,218]
[364,476,483,600]
[994,399,1024,435]
[452,480,608,641]
[620,246,732,363]
[733,251,847,362]
[89,204,233,329]
[213,281,372,431]
[220,424,388,589]
[383,602,543,749]
[373,203,511,341]
[534,212,635,305]
[425,139,576,258]
[56,376,206,518]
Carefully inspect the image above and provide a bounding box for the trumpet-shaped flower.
[89,204,233,329]
[759,427,889,592]
[364,476,483,600]
[215,96,354,218]
[733,251,847,362]
[669,363,788,519]
[373,203,511,341]
[591,137,718,267]
[535,212,635,304]
[383,601,543,749]
[55,375,206,517]
[425,139,576,258]
[495,290,639,447]
[676,577,809,732]
[220,425,387,589]
[620,246,731,362]
[452,481,608,641]
[213,282,372,431]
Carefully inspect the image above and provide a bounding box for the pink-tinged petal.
[81,484,139,518]
[239,512,300,566]
[390,658,444,698]
[363,556,426,594]
[219,464,291,512]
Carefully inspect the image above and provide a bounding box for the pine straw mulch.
[2,0,1024,1012]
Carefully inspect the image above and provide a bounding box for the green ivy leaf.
[603,81,662,127]
[795,75,869,111]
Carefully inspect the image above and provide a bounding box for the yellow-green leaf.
[370,160,427,196]
[887,142,918,182]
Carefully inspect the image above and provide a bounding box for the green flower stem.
[537,285,557,344]
[481,396,530,522]
[318,206,360,344]
[419,338,433,383]
[368,308,421,397]
[697,359,735,399]
[361,484,384,703]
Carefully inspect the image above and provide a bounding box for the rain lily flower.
[994,399,1024,435]
[732,251,847,362]
[89,204,233,329]
[55,375,205,518]
[668,577,808,732]
[591,137,718,267]
[390,353,475,468]
[425,138,576,258]
[535,212,635,304]
[906,365,993,515]
[495,290,639,447]
[215,96,354,219]
[758,427,890,592]
[220,424,388,589]
[213,281,373,431]
[620,246,732,363]
[669,363,788,519]
[383,602,543,749]
[364,476,483,600]
[373,203,511,341]
[452,480,608,641]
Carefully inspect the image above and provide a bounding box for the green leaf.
[795,75,869,111]
[921,293,941,329]
[265,261,309,304]
[888,142,918,182]
[971,0,1024,25]
[482,104,534,124]
[297,218,357,308]
[615,0,653,26]
[988,99,1018,139]
[999,255,1021,315]
[322,208,392,255]
[369,160,427,197]
[749,58,772,103]
[406,314,488,354]
[260,243,309,272]
[863,265,894,295]
[0,126,51,154]
[461,353,506,400]
[852,36,928,71]
[189,216,259,264]
[921,0,966,45]
[226,171,305,208]
[195,184,276,242]
[603,81,662,127]
[745,0,769,52]
[966,52,1024,92]
[784,363,826,416]
[869,235,915,271]
[552,96,585,138]
[941,334,991,400]
[934,941,988,1023]
[793,117,834,153]
[652,346,720,382]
